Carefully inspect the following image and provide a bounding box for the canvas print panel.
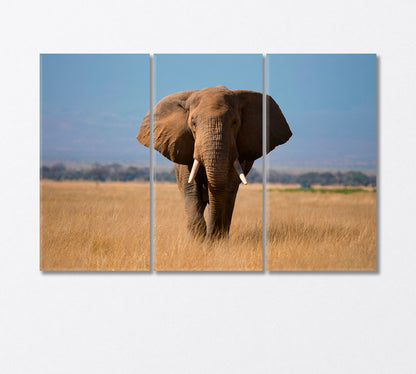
[266,54,377,271]
[141,54,264,271]
[40,54,150,271]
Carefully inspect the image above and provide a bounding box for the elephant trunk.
[203,137,234,238]
[201,136,235,191]
[205,152,228,238]
[206,186,227,238]
[194,116,239,238]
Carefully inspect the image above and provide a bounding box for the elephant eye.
[192,121,196,128]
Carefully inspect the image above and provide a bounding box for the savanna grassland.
[267,184,377,271]
[40,181,150,271]
[40,180,376,272]
[154,183,263,271]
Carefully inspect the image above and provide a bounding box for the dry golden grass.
[154,183,263,271]
[40,181,150,271]
[40,180,376,272]
[267,186,377,271]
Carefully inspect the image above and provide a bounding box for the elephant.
[137,85,292,240]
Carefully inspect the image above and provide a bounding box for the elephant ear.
[137,90,196,165]
[233,90,292,161]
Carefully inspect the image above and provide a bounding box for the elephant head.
[137,85,292,239]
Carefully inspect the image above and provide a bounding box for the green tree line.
[41,163,376,187]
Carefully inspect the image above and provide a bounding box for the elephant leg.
[182,182,207,238]
[220,161,253,233]
[214,160,253,234]
[175,163,207,238]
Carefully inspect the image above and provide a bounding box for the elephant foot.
[205,226,230,241]
[187,219,207,240]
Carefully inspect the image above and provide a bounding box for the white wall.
[1,1,415,373]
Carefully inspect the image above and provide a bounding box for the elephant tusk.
[234,160,248,185]
[188,159,200,183]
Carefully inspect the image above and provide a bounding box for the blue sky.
[41,54,376,171]
[155,54,262,99]
[40,54,150,164]
[267,54,377,170]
